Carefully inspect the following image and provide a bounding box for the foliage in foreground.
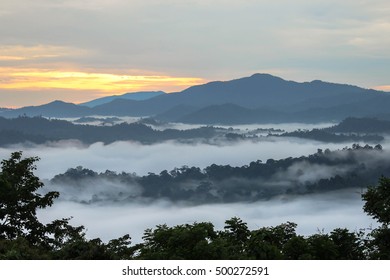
[1,152,390,259]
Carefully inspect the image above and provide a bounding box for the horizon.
[1,0,389,108]
[2,1,390,265]
[1,72,389,109]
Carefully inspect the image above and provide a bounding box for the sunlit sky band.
[1,0,389,107]
[0,68,205,93]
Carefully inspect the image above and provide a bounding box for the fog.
[1,122,386,246]
[37,190,376,244]
[0,137,358,180]
[64,116,336,133]
[162,122,337,133]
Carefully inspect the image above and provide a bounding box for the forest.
[2,117,390,260]
[49,144,386,204]
[0,116,387,146]
[1,151,390,260]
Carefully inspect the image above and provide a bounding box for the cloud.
[43,177,142,203]
[0,45,83,62]
[37,190,376,244]
[1,0,389,93]
[0,67,204,93]
[0,137,353,180]
[1,126,384,244]
[273,161,352,185]
[374,85,390,92]
[0,43,205,96]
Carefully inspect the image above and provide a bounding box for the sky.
[0,0,389,108]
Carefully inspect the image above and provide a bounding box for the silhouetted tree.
[0,152,133,259]
[362,177,390,259]
[0,152,59,245]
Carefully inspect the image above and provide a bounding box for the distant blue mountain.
[1,74,389,124]
[0,108,13,113]
[0,101,92,118]
[80,91,165,107]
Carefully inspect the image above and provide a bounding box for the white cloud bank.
[38,190,375,244]
[1,132,384,245]
[0,137,353,180]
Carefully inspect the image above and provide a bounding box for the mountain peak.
[80,91,165,108]
[1,73,386,122]
[249,73,286,81]
[250,73,279,78]
[45,100,84,108]
[49,100,70,105]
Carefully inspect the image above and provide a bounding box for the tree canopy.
[0,152,132,259]
[1,151,390,259]
[0,152,59,244]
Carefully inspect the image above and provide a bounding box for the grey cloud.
[0,137,350,180]
[0,122,383,244]
[1,0,388,84]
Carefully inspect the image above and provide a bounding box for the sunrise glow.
[374,85,390,92]
[0,68,205,94]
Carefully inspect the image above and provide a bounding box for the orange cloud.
[0,68,205,94]
[374,85,390,92]
[0,45,85,62]
[0,45,206,107]
[0,55,26,61]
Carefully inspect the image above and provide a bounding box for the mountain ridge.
[1,73,388,123]
[80,91,165,108]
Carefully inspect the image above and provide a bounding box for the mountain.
[89,73,388,121]
[175,104,289,124]
[169,74,378,110]
[0,108,13,113]
[1,73,389,124]
[80,91,165,107]
[0,116,231,146]
[0,101,92,118]
[155,105,199,122]
[326,117,390,133]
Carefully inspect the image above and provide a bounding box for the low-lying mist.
[2,122,387,247]
[37,189,375,244]
[0,137,361,180]
[39,143,389,205]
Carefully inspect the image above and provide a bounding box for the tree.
[219,217,250,259]
[283,235,311,259]
[362,177,390,259]
[0,152,134,259]
[362,176,390,225]
[306,233,338,259]
[0,151,59,245]
[367,226,390,259]
[329,228,366,259]
[139,222,217,259]
[247,222,297,259]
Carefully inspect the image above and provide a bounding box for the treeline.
[275,117,390,143]
[50,144,386,204]
[1,116,388,147]
[0,116,235,145]
[279,129,383,143]
[326,117,390,133]
[1,152,390,259]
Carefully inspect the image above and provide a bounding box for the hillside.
[1,74,388,124]
[80,91,165,107]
